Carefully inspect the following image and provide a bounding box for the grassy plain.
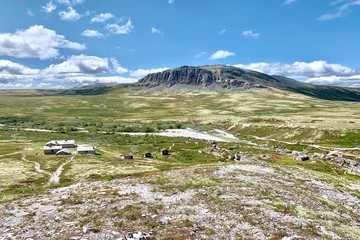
[0,86,359,201]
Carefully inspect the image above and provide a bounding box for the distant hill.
[37,83,131,96]
[134,65,360,102]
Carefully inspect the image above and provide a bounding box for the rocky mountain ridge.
[134,65,360,101]
[135,65,283,90]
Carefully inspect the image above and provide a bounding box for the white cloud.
[218,29,227,35]
[81,29,104,38]
[209,50,235,60]
[110,58,128,74]
[318,0,360,21]
[42,1,57,13]
[0,56,138,87]
[57,0,85,5]
[151,27,163,35]
[0,25,86,60]
[241,30,260,39]
[282,0,297,5]
[59,7,82,21]
[305,75,360,88]
[234,61,356,78]
[91,13,114,23]
[0,60,39,84]
[130,68,169,78]
[0,83,33,89]
[27,9,34,17]
[0,60,41,87]
[43,55,110,74]
[234,60,360,87]
[195,51,207,58]
[0,60,40,75]
[168,0,175,4]
[62,75,137,84]
[106,19,134,35]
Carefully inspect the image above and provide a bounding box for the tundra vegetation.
[0,86,359,239]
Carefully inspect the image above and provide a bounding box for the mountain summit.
[134,65,360,102]
[135,65,288,90]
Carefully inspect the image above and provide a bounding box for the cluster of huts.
[119,149,170,160]
[44,140,171,159]
[43,140,96,155]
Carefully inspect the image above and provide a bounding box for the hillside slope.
[134,65,360,102]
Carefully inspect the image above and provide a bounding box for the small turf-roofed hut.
[46,140,76,148]
[120,154,134,160]
[44,146,62,155]
[144,152,153,158]
[56,149,72,155]
[161,149,169,155]
[77,146,96,154]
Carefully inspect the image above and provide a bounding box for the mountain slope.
[134,65,360,102]
[272,75,360,102]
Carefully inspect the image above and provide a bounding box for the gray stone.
[347,167,360,176]
[294,154,309,161]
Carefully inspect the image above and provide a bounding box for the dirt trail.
[21,155,52,182]
[0,151,22,158]
[98,148,117,155]
[21,155,74,185]
[50,157,73,184]
[251,135,299,145]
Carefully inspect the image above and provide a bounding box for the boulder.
[313,153,325,159]
[294,154,310,161]
[228,153,244,161]
[126,231,153,240]
[347,167,360,176]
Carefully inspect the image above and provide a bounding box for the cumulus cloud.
[62,75,137,84]
[42,1,57,13]
[282,0,297,5]
[106,19,134,34]
[151,27,163,35]
[0,82,33,89]
[0,55,138,87]
[130,68,169,78]
[234,60,360,88]
[0,25,86,60]
[43,55,110,74]
[91,13,114,23]
[110,58,128,74]
[81,29,104,38]
[0,60,40,86]
[57,0,85,5]
[241,30,260,39]
[234,61,356,78]
[59,7,82,21]
[305,75,360,88]
[0,60,40,75]
[318,0,360,21]
[209,50,235,60]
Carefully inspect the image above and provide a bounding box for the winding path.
[0,151,22,158]
[21,155,74,185]
[50,156,73,184]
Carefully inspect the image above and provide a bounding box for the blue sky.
[0,0,360,88]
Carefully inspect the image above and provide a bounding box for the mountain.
[35,83,131,96]
[134,65,360,102]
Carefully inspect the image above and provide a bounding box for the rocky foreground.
[1,159,360,240]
